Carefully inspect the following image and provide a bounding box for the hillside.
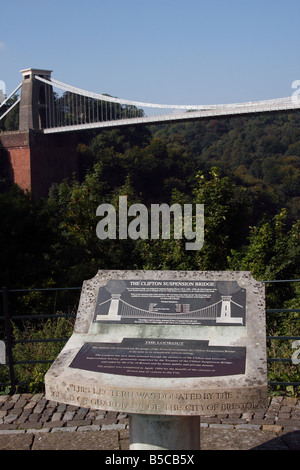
[0,110,299,393]
[0,110,299,288]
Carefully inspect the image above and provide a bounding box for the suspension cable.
[0,83,22,109]
[0,97,20,121]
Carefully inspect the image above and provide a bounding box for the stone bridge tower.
[19,68,55,131]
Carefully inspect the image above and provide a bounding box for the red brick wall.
[10,147,32,192]
[0,131,31,193]
[0,130,79,200]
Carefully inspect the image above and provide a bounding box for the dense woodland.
[0,109,299,393]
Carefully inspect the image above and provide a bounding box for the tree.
[136,167,251,271]
[228,209,300,307]
[0,96,19,131]
[0,185,55,288]
[192,167,251,270]
[46,163,141,285]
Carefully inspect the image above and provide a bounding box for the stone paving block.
[0,429,25,435]
[0,423,18,430]
[50,426,78,432]
[1,401,15,411]
[221,418,248,425]
[77,424,100,432]
[31,430,120,450]
[4,414,20,424]
[66,405,79,411]
[278,412,291,419]
[0,433,33,450]
[262,424,283,433]
[18,421,43,430]
[209,423,235,429]
[31,393,44,402]
[42,420,66,428]
[241,412,253,420]
[202,417,221,424]
[33,399,47,414]
[200,428,289,450]
[236,423,262,430]
[86,410,98,419]
[101,423,126,430]
[66,419,92,427]
[11,394,21,402]
[276,418,300,428]
[28,413,42,422]
[26,427,50,434]
[76,407,89,419]
[24,401,35,410]
[16,408,33,424]
[102,413,118,424]
[41,408,55,422]
[57,403,67,413]
[46,400,58,408]
[63,411,76,421]
[14,397,30,409]
[51,412,63,421]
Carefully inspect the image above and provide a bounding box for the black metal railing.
[0,280,299,394]
[0,286,81,393]
[263,279,300,389]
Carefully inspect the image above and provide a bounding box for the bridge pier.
[0,129,79,200]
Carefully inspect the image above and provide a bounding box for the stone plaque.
[45,270,268,416]
[94,279,246,325]
[69,339,246,378]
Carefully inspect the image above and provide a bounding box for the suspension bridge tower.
[19,68,54,131]
[0,68,79,200]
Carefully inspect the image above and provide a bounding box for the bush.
[11,314,75,393]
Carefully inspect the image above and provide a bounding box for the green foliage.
[228,209,300,308]
[136,167,251,271]
[0,111,300,393]
[11,315,74,393]
[0,185,56,289]
[0,96,19,132]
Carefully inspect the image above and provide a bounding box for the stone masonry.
[0,393,299,434]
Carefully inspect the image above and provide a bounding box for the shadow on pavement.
[251,430,300,450]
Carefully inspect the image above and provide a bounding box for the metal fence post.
[2,287,16,394]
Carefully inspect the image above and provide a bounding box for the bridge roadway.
[43,95,300,134]
[34,75,300,134]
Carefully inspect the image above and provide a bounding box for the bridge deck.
[43,97,300,134]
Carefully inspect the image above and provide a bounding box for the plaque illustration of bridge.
[95,280,245,325]
[96,295,244,324]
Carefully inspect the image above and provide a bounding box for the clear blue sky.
[1,0,300,105]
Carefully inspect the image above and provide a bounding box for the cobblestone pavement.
[0,394,299,450]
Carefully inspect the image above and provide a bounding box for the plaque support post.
[129,414,200,450]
